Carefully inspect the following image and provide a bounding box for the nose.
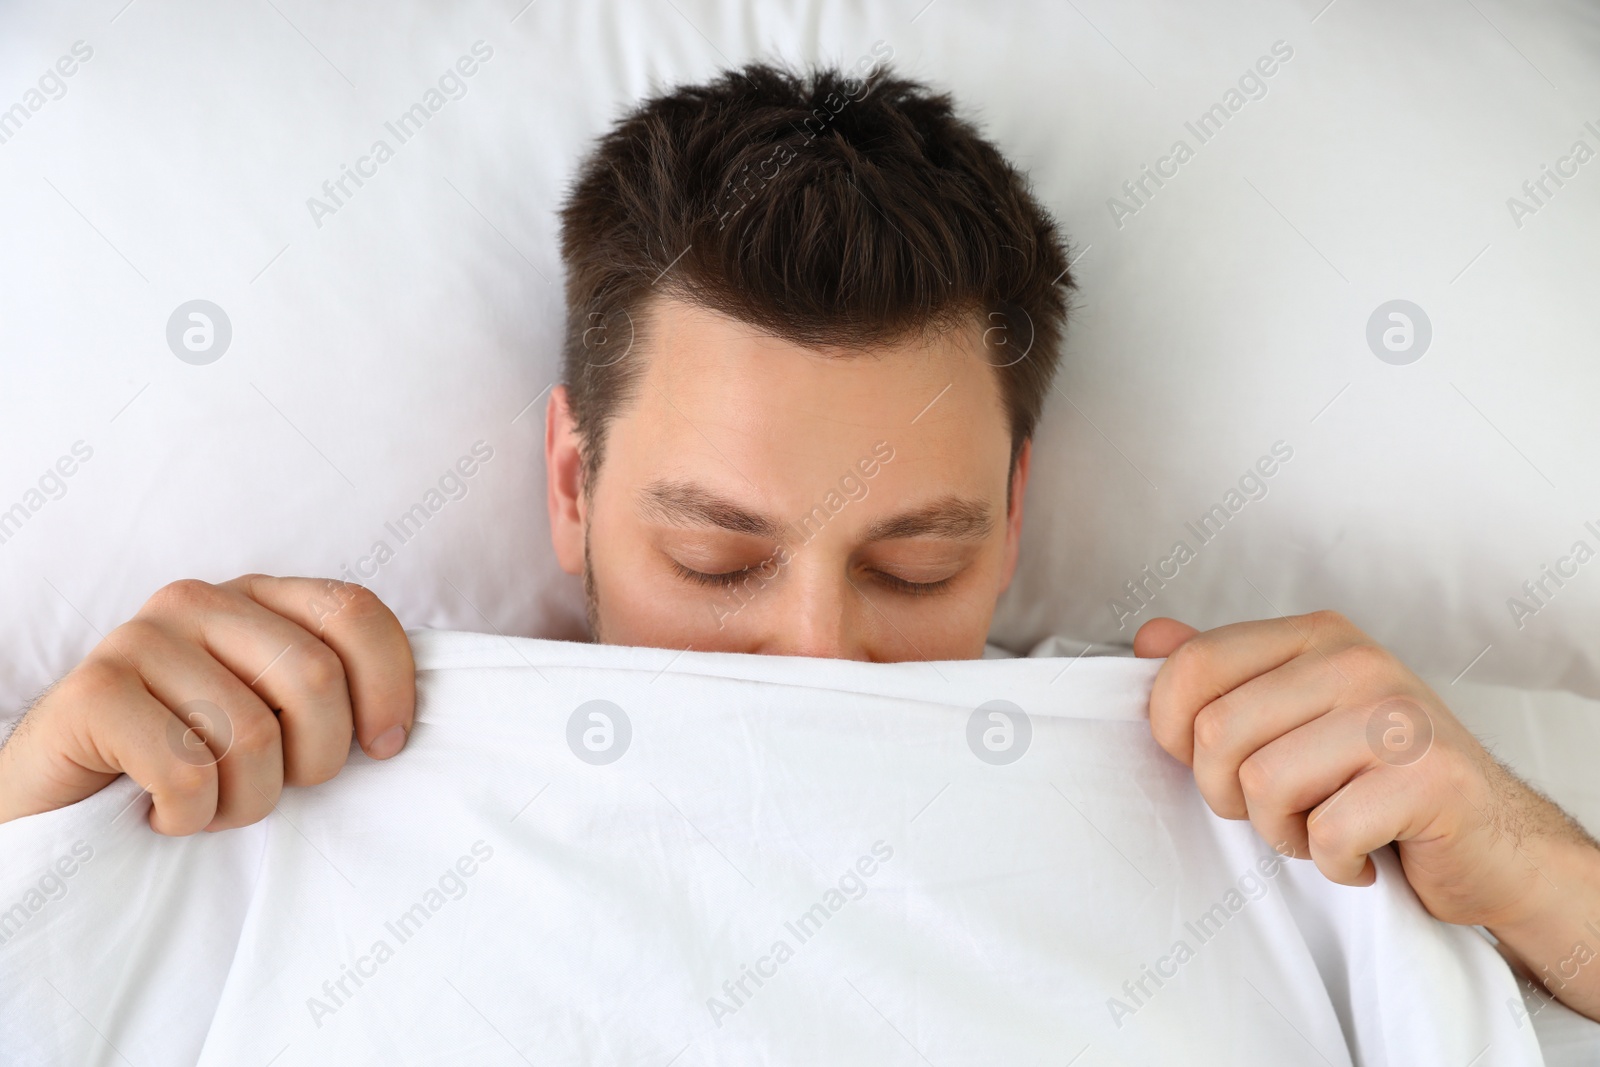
[754,568,867,661]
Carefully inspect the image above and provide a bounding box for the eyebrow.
[637,481,787,540]
[637,481,993,543]
[861,496,993,542]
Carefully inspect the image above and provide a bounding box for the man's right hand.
[0,575,415,835]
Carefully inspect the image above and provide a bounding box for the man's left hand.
[1134,611,1600,1004]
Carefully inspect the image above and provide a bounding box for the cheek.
[859,552,1008,659]
[589,532,745,646]
[871,591,997,661]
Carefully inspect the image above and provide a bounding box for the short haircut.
[558,60,1074,486]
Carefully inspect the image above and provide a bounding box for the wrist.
[1486,832,1600,999]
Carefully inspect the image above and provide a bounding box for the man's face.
[546,297,1029,662]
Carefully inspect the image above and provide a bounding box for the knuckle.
[1192,702,1229,753]
[1306,810,1350,855]
[1299,607,1363,652]
[224,573,273,601]
[231,807,276,830]
[162,758,217,800]
[1148,713,1186,759]
[302,577,346,608]
[1237,753,1275,801]
[317,582,388,629]
[335,582,383,619]
[1197,782,1243,821]
[1166,635,1215,682]
[1305,609,1352,640]
[289,743,350,787]
[293,761,343,788]
[64,656,133,704]
[143,578,219,618]
[1334,641,1392,681]
[106,617,165,653]
[226,712,280,760]
[214,788,280,831]
[293,641,348,699]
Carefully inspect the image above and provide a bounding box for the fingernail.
[368,724,407,760]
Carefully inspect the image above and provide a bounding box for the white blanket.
[0,630,1543,1065]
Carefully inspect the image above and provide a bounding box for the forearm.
[1486,829,1600,1022]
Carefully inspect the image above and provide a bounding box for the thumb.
[1134,617,1201,659]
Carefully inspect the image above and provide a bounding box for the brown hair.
[558,59,1074,485]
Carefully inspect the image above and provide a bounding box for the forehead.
[597,297,1013,513]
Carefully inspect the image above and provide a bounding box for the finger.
[1149,610,1360,765]
[142,580,355,786]
[112,620,285,831]
[0,701,120,825]
[63,662,221,836]
[1304,767,1423,887]
[1237,704,1379,858]
[1190,649,1365,819]
[1133,617,1199,659]
[229,576,415,762]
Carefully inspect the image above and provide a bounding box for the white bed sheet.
[0,630,1545,1065]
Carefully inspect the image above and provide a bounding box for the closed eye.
[671,554,960,596]
[869,570,956,596]
[671,560,955,596]
[671,560,759,588]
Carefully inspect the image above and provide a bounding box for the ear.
[998,438,1031,592]
[545,385,587,576]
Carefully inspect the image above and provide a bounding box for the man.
[3,61,1598,1021]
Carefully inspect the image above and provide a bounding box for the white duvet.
[0,630,1543,1065]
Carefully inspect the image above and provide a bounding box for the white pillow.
[2,0,1598,711]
